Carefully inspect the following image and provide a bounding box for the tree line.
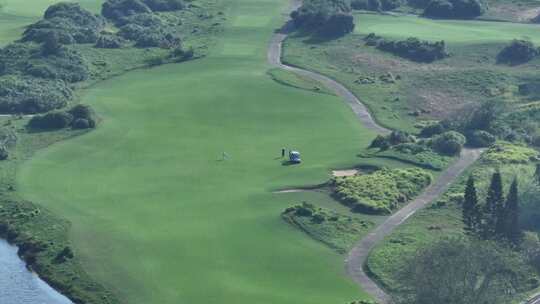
[462,170,522,244]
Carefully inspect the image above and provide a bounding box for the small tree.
[504,178,522,245]
[463,175,481,235]
[534,163,540,185]
[482,170,504,239]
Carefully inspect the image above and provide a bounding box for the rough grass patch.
[332,168,432,214]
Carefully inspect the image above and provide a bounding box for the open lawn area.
[355,13,540,44]
[9,0,391,303]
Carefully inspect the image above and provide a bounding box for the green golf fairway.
[355,13,540,44]
[16,0,375,303]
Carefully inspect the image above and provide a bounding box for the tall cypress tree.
[482,170,504,239]
[535,163,540,185]
[463,175,480,235]
[504,178,521,245]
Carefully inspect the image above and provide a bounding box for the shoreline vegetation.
[0,0,224,303]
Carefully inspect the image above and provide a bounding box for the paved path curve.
[268,4,484,303]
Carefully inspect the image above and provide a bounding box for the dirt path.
[268,4,484,303]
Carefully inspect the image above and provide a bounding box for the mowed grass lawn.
[355,13,540,44]
[15,0,376,303]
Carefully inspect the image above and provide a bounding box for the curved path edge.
[268,4,484,303]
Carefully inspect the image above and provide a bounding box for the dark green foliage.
[463,175,481,235]
[291,0,355,37]
[468,130,496,147]
[419,122,446,137]
[144,0,184,11]
[318,13,355,38]
[23,2,104,44]
[465,100,503,132]
[102,0,184,23]
[118,17,182,48]
[171,46,194,61]
[504,178,522,245]
[54,246,74,263]
[370,130,415,149]
[482,170,504,239]
[381,0,402,10]
[401,237,535,304]
[95,34,126,49]
[28,111,74,130]
[497,40,539,65]
[102,0,153,22]
[29,104,97,130]
[535,163,540,185]
[0,145,8,160]
[41,32,62,56]
[365,34,448,63]
[429,131,466,156]
[0,77,71,114]
[351,0,382,11]
[423,0,487,19]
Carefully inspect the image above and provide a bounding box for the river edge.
[0,239,72,304]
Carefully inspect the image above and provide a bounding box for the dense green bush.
[102,0,183,23]
[481,142,538,164]
[0,77,71,114]
[102,0,153,22]
[95,34,126,48]
[23,3,104,44]
[468,130,496,147]
[28,111,74,129]
[351,0,382,10]
[291,0,355,37]
[370,130,415,150]
[423,0,487,19]
[28,104,97,130]
[429,131,466,155]
[365,34,448,62]
[332,168,432,214]
[118,20,182,48]
[420,122,446,137]
[0,145,8,160]
[497,40,539,65]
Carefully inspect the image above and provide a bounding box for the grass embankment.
[267,68,335,95]
[8,0,396,303]
[366,143,540,296]
[282,13,540,133]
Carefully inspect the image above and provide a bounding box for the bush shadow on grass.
[282,160,301,166]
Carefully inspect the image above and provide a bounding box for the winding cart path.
[268,5,484,303]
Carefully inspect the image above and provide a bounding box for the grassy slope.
[283,13,540,133]
[13,0,386,303]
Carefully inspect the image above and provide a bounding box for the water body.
[0,239,72,304]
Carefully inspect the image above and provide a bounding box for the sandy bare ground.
[268,5,485,303]
[332,169,358,177]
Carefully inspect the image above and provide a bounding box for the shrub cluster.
[365,34,448,63]
[28,104,97,130]
[118,17,182,48]
[332,168,432,214]
[102,0,184,23]
[351,0,402,11]
[0,76,71,114]
[428,131,466,156]
[481,142,538,164]
[370,130,415,150]
[22,3,105,44]
[291,0,355,38]
[497,40,539,65]
[423,0,487,19]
